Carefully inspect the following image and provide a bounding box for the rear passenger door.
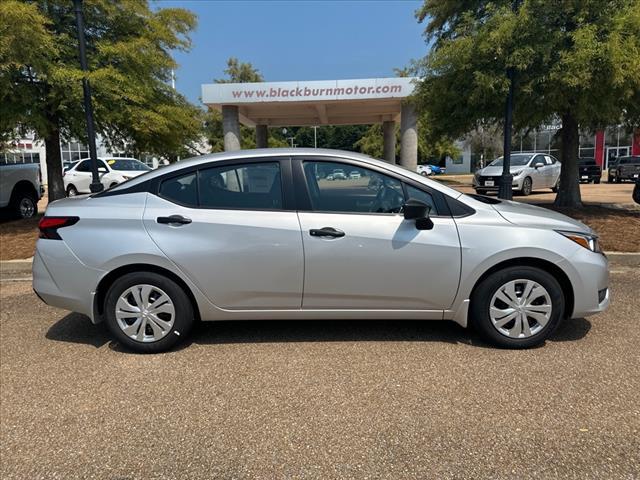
[143,158,304,309]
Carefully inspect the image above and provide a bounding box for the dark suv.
[608,156,640,183]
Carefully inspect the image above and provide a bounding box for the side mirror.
[403,199,433,230]
[534,161,545,168]
[98,167,108,174]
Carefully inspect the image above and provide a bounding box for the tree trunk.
[45,124,65,202]
[554,112,582,208]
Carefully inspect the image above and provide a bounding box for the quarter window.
[198,162,282,210]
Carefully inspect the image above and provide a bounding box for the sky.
[154,0,427,105]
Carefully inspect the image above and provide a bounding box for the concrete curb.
[1,252,638,279]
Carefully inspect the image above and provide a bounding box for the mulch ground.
[0,205,639,261]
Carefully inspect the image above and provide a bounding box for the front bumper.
[557,248,610,318]
[473,176,524,190]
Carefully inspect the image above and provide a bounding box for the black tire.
[594,177,601,184]
[109,182,118,188]
[615,176,621,183]
[104,272,194,353]
[520,177,532,196]
[9,188,37,219]
[66,185,78,197]
[470,266,565,349]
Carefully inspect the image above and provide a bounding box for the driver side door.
[295,158,461,311]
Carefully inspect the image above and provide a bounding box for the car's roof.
[108,148,463,198]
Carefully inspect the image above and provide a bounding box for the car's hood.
[477,165,525,176]
[491,200,593,234]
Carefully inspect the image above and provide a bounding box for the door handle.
[157,215,192,225]
[309,227,345,238]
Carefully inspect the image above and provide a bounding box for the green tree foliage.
[0,0,201,200]
[204,57,287,152]
[414,0,640,207]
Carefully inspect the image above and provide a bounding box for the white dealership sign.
[202,77,417,104]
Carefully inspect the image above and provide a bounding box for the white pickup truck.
[0,163,43,219]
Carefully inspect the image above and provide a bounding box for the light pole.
[498,66,515,200]
[73,0,102,193]
[313,126,318,148]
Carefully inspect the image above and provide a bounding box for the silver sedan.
[474,153,562,195]
[33,148,608,353]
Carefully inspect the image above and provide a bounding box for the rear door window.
[159,172,198,207]
[198,162,282,210]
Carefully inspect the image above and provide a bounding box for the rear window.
[579,158,596,165]
[107,159,151,171]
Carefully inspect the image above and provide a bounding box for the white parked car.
[349,171,361,179]
[417,165,433,176]
[473,153,561,196]
[64,157,151,196]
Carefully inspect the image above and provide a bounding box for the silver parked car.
[474,153,561,196]
[33,149,609,353]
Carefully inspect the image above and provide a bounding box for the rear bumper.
[32,240,105,322]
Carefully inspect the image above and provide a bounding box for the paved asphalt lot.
[1,265,639,479]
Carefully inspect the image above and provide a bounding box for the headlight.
[513,170,524,177]
[556,230,602,253]
[122,175,133,180]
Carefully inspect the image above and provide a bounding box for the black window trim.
[291,155,454,218]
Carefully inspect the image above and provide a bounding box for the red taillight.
[38,216,79,240]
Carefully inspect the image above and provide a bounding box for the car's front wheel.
[470,266,564,348]
[104,272,194,353]
[66,185,78,197]
[520,177,533,196]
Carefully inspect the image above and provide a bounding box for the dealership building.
[202,77,421,170]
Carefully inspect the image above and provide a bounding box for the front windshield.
[107,159,151,171]
[489,154,534,167]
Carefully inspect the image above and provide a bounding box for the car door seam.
[295,210,306,309]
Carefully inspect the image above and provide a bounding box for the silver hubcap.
[68,188,76,197]
[489,279,552,339]
[19,198,34,218]
[115,284,175,343]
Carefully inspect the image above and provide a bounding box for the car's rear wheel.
[104,272,194,353]
[520,177,533,196]
[470,266,564,348]
[66,185,78,197]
